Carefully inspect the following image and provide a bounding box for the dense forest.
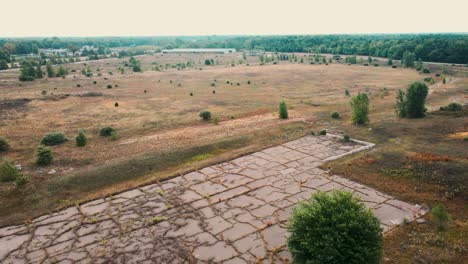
[0,34,467,64]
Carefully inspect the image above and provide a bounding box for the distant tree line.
[1,34,467,64]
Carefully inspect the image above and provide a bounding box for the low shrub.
[0,138,9,152]
[392,65,397,68]
[440,102,462,112]
[212,90,216,94]
[309,131,316,136]
[199,111,212,121]
[288,191,382,264]
[0,158,21,182]
[110,131,119,141]
[190,92,193,96]
[213,116,219,125]
[424,77,434,83]
[107,84,112,89]
[319,129,327,135]
[99,127,115,137]
[114,102,119,107]
[15,174,28,187]
[343,134,351,142]
[422,68,431,73]
[40,132,67,146]
[36,145,53,166]
[330,111,340,119]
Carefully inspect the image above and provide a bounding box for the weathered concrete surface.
[0,135,426,263]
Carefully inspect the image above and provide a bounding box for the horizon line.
[1,32,468,39]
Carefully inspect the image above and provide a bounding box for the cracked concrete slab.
[0,135,426,263]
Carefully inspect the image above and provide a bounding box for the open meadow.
[1,51,467,263]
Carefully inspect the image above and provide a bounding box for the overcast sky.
[1,0,467,37]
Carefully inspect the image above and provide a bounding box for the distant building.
[245,49,265,56]
[38,48,71,57]
[161,48,236,54]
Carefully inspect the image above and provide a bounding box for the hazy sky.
[1,0,467,37]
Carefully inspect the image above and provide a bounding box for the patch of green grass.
[190,153,214,162]
[150,216,168,224]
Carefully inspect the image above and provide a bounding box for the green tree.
[76,130,87,147]
[402,51,416,67]
[46,62,55,77]
[35,65,43,78]
[350,93,369,124]
[387,58,393,65]
[19,60,36,81]
[279,100,288,119]
[431,203,451,231]
[36,145,53,166]
[396,82,428,118]
[288,191,382,264]
[56,65,68,77]
[0,60,8,70]
[0,158,21,182]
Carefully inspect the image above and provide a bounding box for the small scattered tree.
[56,65,68,77]
[0,158,21,182]
[279,100,288,119]
[288,191,383,264]
[330,111,340,119]
[199,110,212,121]
[395,82,428,118]
[35,65,43,78]
[0,138,9,152]
[402,51,416,68]
[100,127,115,137]
[46,62,55,77]
[345,89,350,97]
[76,130,87,147]
[19,61,36,81]
[431,203,451,231]
[36,145,53,166]
[350,93,369,124]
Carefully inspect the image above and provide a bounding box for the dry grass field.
[0,52,467,262]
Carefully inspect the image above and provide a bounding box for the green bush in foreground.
[40,132,67,146]
[76,130,87,147]
[0,158,21,182]
[199,111,211,121]
[0,138,9,152]
[288,191,383,264]
[279,100,288,119]
[36,145,53,166]
[99,127,115,137]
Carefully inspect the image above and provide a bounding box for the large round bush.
[287,191,383,264]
